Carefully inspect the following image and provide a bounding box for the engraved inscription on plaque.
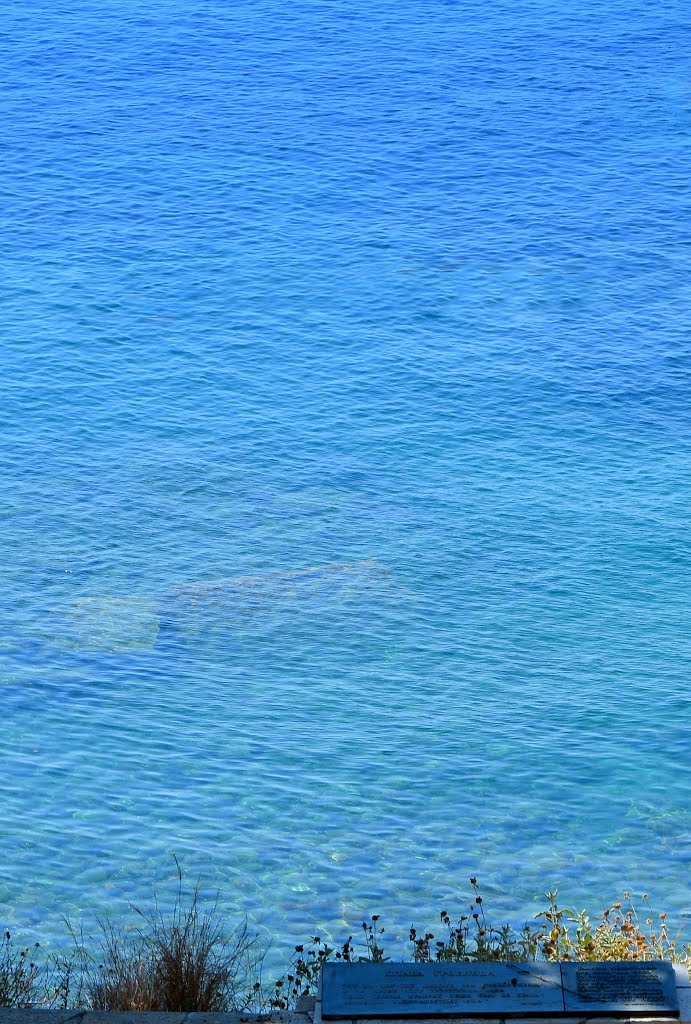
[561,962,679,1017]
[320,962,565,1019]
[321,961,682,1020]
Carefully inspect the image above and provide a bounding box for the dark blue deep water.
[2,0,691,961]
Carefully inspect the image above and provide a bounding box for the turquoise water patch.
[1,0,691,974]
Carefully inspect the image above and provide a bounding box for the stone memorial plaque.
[561,962,679,1017]
[320,962,564,1019]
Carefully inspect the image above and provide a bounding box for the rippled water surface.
[2,0,691,962]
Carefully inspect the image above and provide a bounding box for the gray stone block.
[320,962,564,1019]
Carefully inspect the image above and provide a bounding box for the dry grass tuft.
[50,862,264,1012]
[0,931,41,1008]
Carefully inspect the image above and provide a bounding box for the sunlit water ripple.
[2,0,691,970]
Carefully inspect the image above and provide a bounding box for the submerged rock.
[66,595,161,653]
[63,560,399,652]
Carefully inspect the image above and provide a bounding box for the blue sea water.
[2,0,691,965]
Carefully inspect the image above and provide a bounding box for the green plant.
[534,890,577,961]
[0,931,41,1007]
[268,914,390,1010]
[362,915,388,962]
[410,880,539,963]
[269,933,355,1010]
[536,890,688,963]
[407,882,690,967]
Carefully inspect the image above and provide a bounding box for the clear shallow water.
[2,0,691,967]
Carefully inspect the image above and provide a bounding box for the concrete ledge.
[0,1014,310,1024]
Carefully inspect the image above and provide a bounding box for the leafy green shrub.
[536,889,683,962]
